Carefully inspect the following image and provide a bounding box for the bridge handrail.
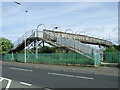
[12,30,44,50]
[12,30,35,49]
[43,30,113,46]
[43,31,103,57]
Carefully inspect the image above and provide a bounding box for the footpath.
[1,61,119,76]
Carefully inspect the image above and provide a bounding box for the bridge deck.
[43,29,113,47]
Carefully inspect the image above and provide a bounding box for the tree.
[115,45,120,51]
[104,45,119,52]
[40,46,56,53]
[0,37,13,54]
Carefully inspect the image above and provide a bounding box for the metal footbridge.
[8,29,113,59]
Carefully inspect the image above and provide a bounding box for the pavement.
[1,61,119,76]
[101,62,118,67]
[0,61,119,89]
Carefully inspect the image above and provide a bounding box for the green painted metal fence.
[2,53,96,66]
[1,52,120,67]
[103,52,119,63]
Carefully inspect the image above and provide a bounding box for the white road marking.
[44,88,53,90]
[6,79,12,89]
[48,72,74,77]
[75,75,93,80]
[48,72,94,80]
[9,67,33,72]
[20,82,32,86]
[0,77,12,89]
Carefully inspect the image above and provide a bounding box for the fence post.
[0,54,1,62]
[118,52,120,67]
[94,53,101,67]
[11,52,14,61]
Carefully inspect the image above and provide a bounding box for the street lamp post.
[14,1,28,63]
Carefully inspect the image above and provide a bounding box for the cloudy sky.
[2,2,118,45]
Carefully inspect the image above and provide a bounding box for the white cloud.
[2,2,118,45]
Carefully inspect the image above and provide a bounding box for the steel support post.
[36,39,38,59]
[43,41,44,50]
[12,52,14,60]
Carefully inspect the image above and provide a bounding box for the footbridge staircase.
[8,29,113,59]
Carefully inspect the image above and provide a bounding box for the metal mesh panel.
[2,54,13,61]
[3,52,119,65]
[103,52,119,63]
[12,30,43,50]
[43,31,103,60]
[57,38,102,57]
[2,53,94,65]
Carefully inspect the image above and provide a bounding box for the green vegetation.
[104,45,120,52]
[39,46,56,53]
[0,37,13,54]
[103,45,120,63]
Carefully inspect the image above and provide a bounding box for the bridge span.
[8,29,114,60]
[43,30,113,47]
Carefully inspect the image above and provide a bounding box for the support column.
[35,39,38,59]
[34,41,36,53]
[12,52,14,60]
[43,40,44,50]
[94,53,101,67]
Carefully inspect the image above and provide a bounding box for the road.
[0,62,119,89]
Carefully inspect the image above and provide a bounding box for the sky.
[2,2,118,45]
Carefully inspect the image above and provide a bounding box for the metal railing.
[43,31,103,57]
[12,29,103,59]
[12,30,43,49]
[57,38,103,57]
[43,30,113,46]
